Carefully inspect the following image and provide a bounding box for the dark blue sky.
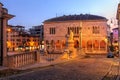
[0,0,119,29]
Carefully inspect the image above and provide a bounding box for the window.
[93,26,100,34]
[67,27,79,34]
[17,39,20,42]
[50,27,56,34]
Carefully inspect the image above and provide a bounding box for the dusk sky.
[0,0,119,29]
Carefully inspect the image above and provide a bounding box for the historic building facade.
[7,25,40,52]
[44,14,108,54]
[29,25,44,42]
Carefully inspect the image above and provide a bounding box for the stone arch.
[87,40,92,50]
[61,40,66,48]
[82,40,86,48]
[55,40,62,49]
[74,40,79,48]
[46,40,50,49]
[46,40,49,44]
[50,40,55,48]
[100,40,106,50]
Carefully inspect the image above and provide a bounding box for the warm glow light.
[104,38,107,42]
[7,41,12,47]
[7,28,11,32]
[29,41,34,46]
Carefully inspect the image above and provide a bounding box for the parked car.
[107,51,114,58]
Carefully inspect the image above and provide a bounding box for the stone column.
[3,18,7,66]
[0,3,3,66]
[0,17,3,66]
[1,7,14,66]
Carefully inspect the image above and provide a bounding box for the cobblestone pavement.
[1,55,117,80]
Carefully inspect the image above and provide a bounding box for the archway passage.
[100,40,106,51]
[55,40,61,49]
[51,40,55,48]
[82,40,86,48]
[87,40,92,51]
[61,40,66,48]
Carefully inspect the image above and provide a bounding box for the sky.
[0,0,119,29]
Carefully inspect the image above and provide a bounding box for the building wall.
[29,25,44,41]
[7,25,40,52]
[44,20,108,54]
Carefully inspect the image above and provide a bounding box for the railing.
[4,49,67,68]
[6,51,38,68]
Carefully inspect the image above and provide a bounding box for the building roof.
[0,2,3,6]
[44,14,107,22]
